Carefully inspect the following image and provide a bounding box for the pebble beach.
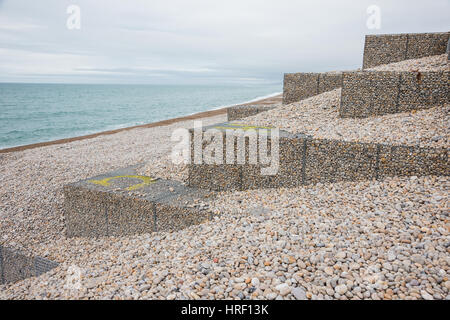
[0,55,449,300]
[1,176,449,300]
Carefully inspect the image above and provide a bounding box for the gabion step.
[227,105,277,121]
[283,72,342,104]
[340,70,449,118]
[64,165,214,238]
[187,122,449,191]
[0,245,58,285]
[362,32,449,69]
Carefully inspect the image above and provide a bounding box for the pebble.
[291,287,307,300]
[266,292,277,300]
[324,267,334,275]
[335,284,348,295]
[444,281,450,290]
[421,291,434,300]
[336,252,346,260]
[411,254,426,265]
[275,283,291,296]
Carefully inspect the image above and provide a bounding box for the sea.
[0,83,281,149]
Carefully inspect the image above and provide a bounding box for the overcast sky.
[0,0,448,85]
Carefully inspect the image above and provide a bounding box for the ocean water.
[0,83,281,149]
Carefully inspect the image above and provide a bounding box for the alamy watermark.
[65,265,82,290]
[366,5,381,30]
[171,121,280,175]
[66,5,81,30]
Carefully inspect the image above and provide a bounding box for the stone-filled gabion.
[363,34,408,70]
[378,145,449,178]
[339,71,449,118]
[304,139,379,185]
[362,32,450,69]
[0,245,58,285]
[447,36,450,60]
[187,122,449,191]
[187,123,304,191]
[227,105,277,121]
[283,73,319,105]
[283,72,342,104]
[406,33,450,60]
[318,73,343,95]
[398,71,449,112]
[340,71,400,118]
[64,165,214,238]
[241,135,307,190]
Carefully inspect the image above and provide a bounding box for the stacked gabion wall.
[227,105,277,121]
[362,32,449,69]
[0,245,58,285]
[283,72,342,104]
[340,71,449,118]
[187,123,449,191]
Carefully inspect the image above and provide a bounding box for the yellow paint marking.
[88,175,156,191]
[214,123,273,131]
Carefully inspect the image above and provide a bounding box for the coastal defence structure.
[0,245,58,285]
[282,72,342,104]
[63,30,449,236]
[362,32,449,69]
[227,105,277,121]
[339,70,449,118]
[281,32,449,106]
[190,31,449,191]
[186,123,448,191]
[64,165,214,238]
[5,30,445,285]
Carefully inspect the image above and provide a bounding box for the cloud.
[75,67,217,74]
[0,0,449,84]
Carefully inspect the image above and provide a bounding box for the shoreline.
[0,93,282,154]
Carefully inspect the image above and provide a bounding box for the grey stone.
[292,287,307,300]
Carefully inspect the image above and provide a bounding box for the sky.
[0,0,449,85]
